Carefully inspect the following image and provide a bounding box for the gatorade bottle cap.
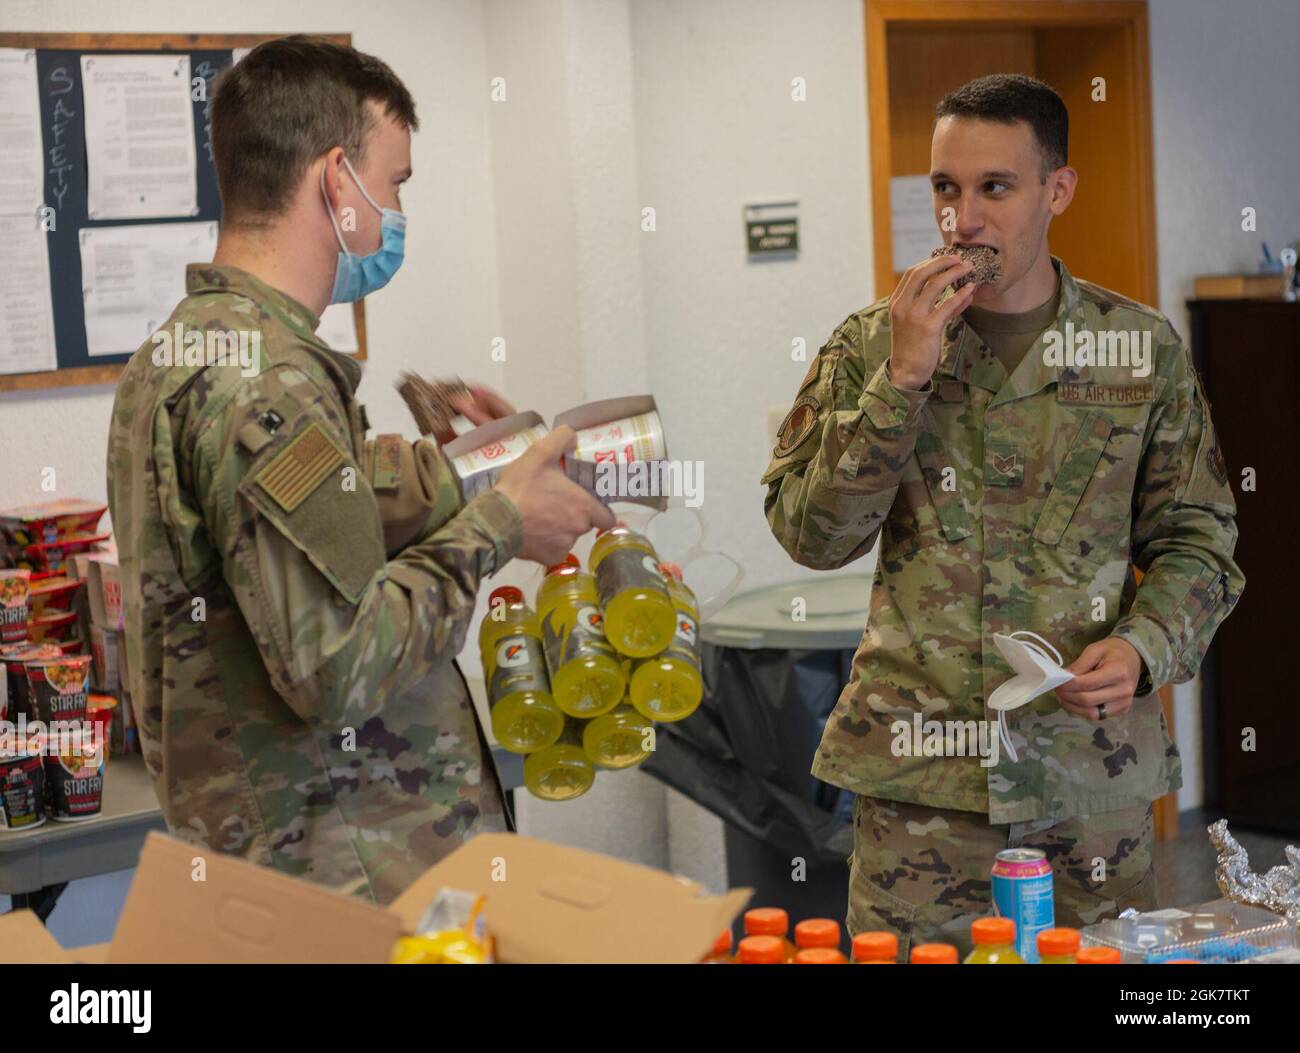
[911,943,959,964]
[658,562,683,580]
[794,947,847,964]
[488,586,523,606]
[595,520,629,537]
[707,929,732,959]
[544,554,581,575]
[794,918,840,949]
[737,935,784,964]
[1077,946,1122,964]
[971,917,1016,945]
[743,907,789,937]
[851,931,898,962]
[1038,928,1081,956]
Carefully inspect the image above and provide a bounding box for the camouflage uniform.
[762,256,1243,941]
[107,265,518,906]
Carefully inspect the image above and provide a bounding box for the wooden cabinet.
[1189,299,1300,834]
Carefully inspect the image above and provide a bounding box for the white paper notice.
[890,174,942,269]
[317,303,358,352]
[0,49,44,216]
[79,221,218,356]
[0,212,57,375]
[81,54,197,220]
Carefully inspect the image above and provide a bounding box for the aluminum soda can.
[991,848,1055,963]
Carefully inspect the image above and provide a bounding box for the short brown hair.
[211,35,417,225]
[935,74,1067,180]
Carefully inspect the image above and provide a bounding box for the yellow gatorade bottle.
[964,917,1024,964]
[582,703,654,769]
[535,554,626,717]
[479,586,564,753]
[1037,927,1080,964]
[522,718,595,801]
[629,562,703,722]
[588,526,676,658]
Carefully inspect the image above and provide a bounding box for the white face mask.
[987,631,1075,763]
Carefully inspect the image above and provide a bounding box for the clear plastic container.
[1080,899,1298,964]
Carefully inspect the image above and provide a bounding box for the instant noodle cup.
[11,533,110,574]
[87,694,116,762]
[0,642,61,722]
[27,575,80,617]
[25,610,80,645]
[25,654,90,726]
[0,569,31,644]
[0,744,46,830]
[0,499,108,547]
[45,733,104,822]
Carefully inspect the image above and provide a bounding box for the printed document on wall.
[890,174,943,268]
[0,213,57,375]
[80,221,218,356]
[81,54,198,220]
[0,48,45,216]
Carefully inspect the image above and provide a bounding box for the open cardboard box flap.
[0,830,750,964]
[391,832,751,964]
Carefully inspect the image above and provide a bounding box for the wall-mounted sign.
[745,201,799,259]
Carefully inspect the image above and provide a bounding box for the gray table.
[0,755,166,919]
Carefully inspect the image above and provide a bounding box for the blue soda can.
[991,848,1055,963]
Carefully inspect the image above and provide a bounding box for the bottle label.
[661,611,701,669]
[488,634,549,703]
[594,547,667,607]
[541,603,617,676]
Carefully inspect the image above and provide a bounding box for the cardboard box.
[90,624,120,691]
[0,830,750,964]
[85,554,122,630]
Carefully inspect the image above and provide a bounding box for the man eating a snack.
[762,74,1243,957]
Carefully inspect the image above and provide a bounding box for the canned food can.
[991,848,1055,963]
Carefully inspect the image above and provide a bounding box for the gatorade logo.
[497,636,530,668]
[579,605,603,632]
[677,615,697,646]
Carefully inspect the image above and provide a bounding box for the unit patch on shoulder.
[371,433,403,491]
[255,421,345,513]
[774,395,821,457]
[1207,429,1228,485]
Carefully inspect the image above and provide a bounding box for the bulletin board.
[0,33,367,394]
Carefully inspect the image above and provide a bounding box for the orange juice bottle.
[588,526,675,657]
[1077,946,1122,964]
[479,586,564,753]
[535,554,625,717]
[1037,927,1080,964]
[851,931,898,964]
[736,935,784,964]
[794,918,841,953]
[628,563,703,722]
[794,947,847,964]
[743,908,796,963]
[964,917,1024,964]
[911,943,959,964]
[700,930,734,964]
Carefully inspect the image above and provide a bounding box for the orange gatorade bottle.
[964,918,1024,964]
[479,586,564,753]
[736,935,784,964]
[535,554,625,717]
[794,948,847,964]
[794,918,841,953]
[743,908,796,963]
[851,931,898,964]
[700,930,734,964]
[1077,946,1122,964]
[911,943,959,964]
[1038,927,1080,964]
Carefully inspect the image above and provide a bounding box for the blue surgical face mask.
[320,156,406,304]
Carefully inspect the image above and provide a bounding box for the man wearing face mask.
[763,74,1244,955]
[106,36,612,905]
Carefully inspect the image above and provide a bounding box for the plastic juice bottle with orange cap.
[535,554,625,717]
[588,526,676,658]
[700,930,734,964]
[628,563,703,722]
[964,917,1024,964]
[1076,946,1122,964]
[794,948,847,964]
[736,935,784,964]
[743,908,797,963]
[851,931,898,964]
[479,586,564,753]
[522,718,595,801]
[794,918,841,954]
[582,702,653,769]
[911,943,959,964]
[1037,927,1080,964]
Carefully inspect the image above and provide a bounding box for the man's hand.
[887,254,978,390]
[430,383,517,444]
[495,426,615,566]
[1056,637,1145,721]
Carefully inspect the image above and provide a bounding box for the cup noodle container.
[0,569,31,644]
[444,412,550,501]
[0,745,46,830]
[554,396,669,510]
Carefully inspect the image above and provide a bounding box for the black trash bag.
[643,642,857,867]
